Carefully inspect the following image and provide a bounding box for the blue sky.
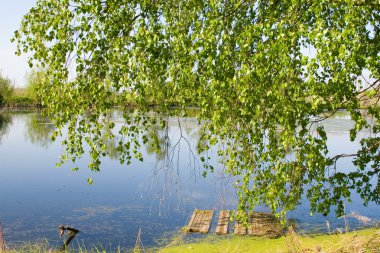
[0,0,36,87]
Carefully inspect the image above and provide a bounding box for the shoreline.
[2,227,379,252]
[158,227,380,253]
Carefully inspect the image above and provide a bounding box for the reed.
[0,222,6,253]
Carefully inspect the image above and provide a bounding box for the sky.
[0,0,37,87]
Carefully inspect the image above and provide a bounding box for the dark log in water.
[58,225,79,251]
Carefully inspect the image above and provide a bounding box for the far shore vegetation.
[0,70,42,109]
[1,69,379,112]
[0,69,180,110]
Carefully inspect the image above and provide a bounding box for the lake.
[0,110,378,250]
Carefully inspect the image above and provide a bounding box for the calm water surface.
[0,111,378,249]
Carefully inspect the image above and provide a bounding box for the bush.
[0,74,14,107]
[7,96,36,108]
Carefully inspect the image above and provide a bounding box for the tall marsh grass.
[0,223,6,252]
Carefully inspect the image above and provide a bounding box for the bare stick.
[58,225,79,251]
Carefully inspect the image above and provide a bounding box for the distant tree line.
[0,69,50,108]
[0,74,14,107]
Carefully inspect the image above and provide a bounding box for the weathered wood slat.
[188,210,281,236]
[194,210,204,232]
[234,211,247,235]
[234,222,247,235]
[216,210,230,235]
[187,209,198,232]
[200,210,214,233]
[247,213,257,235]
[190,210,202,232]
[187,210,214,233]
[248,212,282,236]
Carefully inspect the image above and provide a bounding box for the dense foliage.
[25,69,49,107]
[14,0,380,218]
[0,69,44,108]
[5,69,50,108]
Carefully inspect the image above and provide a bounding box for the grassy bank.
[158,228,380,253]
[3,228,378,253]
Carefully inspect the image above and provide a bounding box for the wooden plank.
[216,210,230,235]
[215,210,225,235]
[247,212,257,235]
[194,210,204,232]
[247,212,282,236]
[200,210,214,234]
[234,222,246,235]
[234,211,247,235]
[187,210,214,233]
[187,209,198,232]
[190,210,203,232]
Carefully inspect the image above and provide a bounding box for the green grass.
[2,228,379,252]
[159,228,380,253]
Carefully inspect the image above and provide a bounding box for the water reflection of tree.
[100,123,120,160]
[25,112,55,148]
[144,117,218,217]
[144,118,170,161]
[148,118,238,216]
[0,113,11,144]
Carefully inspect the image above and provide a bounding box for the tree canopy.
[14,0,380,218]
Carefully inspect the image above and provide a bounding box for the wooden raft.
[234,211,247,235]
[234,212,282,237]
[247,212,282,236]
[187,210,281,236]
[215,210,230,235]
[187,209,214,233]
